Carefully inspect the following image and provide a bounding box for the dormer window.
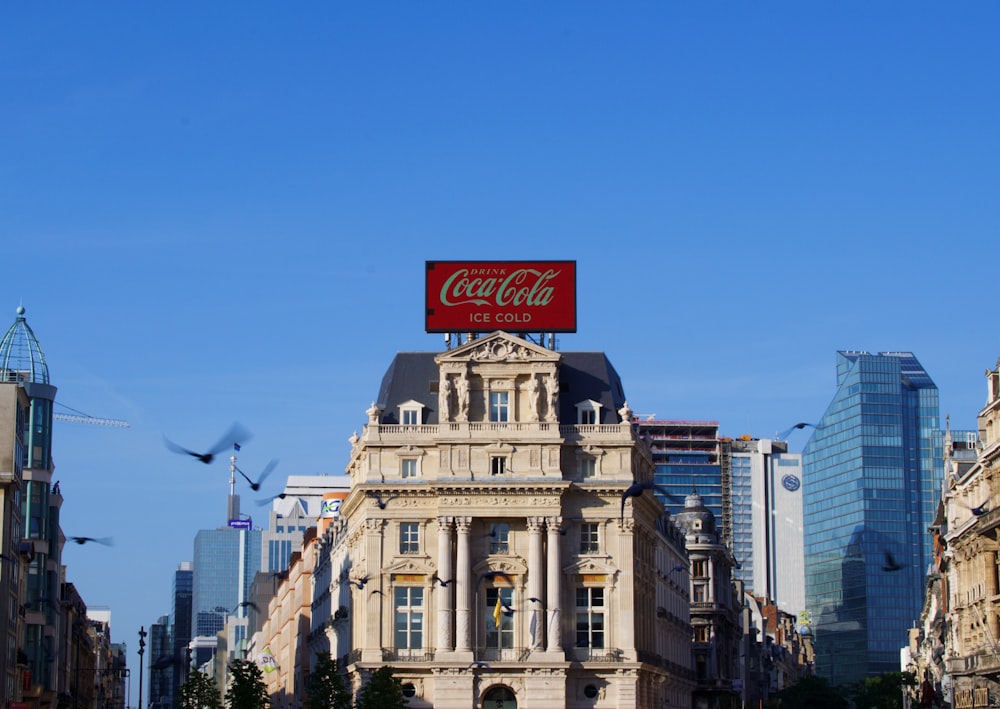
[398,400,425,427]
[575,400,602,425]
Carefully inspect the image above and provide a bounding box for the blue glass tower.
[803,351,943,685]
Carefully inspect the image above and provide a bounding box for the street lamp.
[138,627,147,709]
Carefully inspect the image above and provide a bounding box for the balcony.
[382,649,435,663]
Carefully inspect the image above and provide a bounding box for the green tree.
[179,669,223,709]
[306,652,352,709]
[850,671,917,709]
[225,659,269,709]
[771,674,847,709]
[354,666,408,709]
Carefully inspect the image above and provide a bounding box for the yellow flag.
[493,596,503,628]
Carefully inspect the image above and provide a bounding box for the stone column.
[617,518,636,655]
[527,517,546,650]
[436,516,454,652]
[546,516,563,652]
[454,517,473,652]
[362,519,385,660]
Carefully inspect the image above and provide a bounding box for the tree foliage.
[179,669,223,709]
[225,658,270,709]
[771,674,847,709]
[354,665,408,709]
[850,671,917,709]
[306,652,352,709]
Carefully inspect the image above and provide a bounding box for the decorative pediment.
[472,556,529,579]
[435,331,561,366]
[564,556,620,577]
[383,557,434,576]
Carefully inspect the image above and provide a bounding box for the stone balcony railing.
[364,422,632,443]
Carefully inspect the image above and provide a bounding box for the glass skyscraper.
[803,351,943,685]
[192,527,262,639]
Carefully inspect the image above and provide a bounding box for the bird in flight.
[350,576,370,590]
[432,575,455,587]
[256,492,289,507]
[163,422,253,464]
[882,551,905,572]
[236,459,279,492]
[620,481,677,521]
[467,661,492,671]
[70,536,113,546]
[372,491,399,509]
[479,570,514,585]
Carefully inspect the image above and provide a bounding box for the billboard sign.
[425,260,577,333]
[228,518,252,531]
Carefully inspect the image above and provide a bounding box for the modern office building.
[727,438,806,619]
[320,330,695,708]
[802,351,944,685]
[638,420,728,544]
[260,474,350,573]
[0,305,66,706]
[169,562,192,697]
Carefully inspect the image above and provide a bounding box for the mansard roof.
[374,332,627,425]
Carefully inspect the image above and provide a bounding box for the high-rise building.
[0,305,65,704]
[170,562,192,694]
[802,351,943,684]
[727,438,805,619]
[192,526,262,640]
[639,420,728,542]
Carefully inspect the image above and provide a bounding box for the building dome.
[673,490,717,539]
[0,305,50,385]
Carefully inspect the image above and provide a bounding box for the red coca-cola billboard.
[425,260,577,333]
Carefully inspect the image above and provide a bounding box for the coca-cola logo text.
[439,268,559,308]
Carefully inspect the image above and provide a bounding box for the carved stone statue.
[439,376,454,422]
[527,375,542,421]
[366,401,380,425]
[545,373,559,421]
[456,373,470,421]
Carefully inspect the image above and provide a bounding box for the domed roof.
[0,305,50,385]
[673,490,717,536]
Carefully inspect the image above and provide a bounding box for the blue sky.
[3,2,998,701]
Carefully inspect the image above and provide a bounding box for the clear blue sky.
[3,3,997,703]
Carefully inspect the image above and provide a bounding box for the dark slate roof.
[375,351,627,425]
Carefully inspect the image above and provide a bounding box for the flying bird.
[70,536,113,546]
[882,551,905,572]
[350,576,370,590]
[970,500,989,516]
[164,422,253,464]
[373,492,399,509]
[621,481,677,521]
[256,492,289,507]
[432,575,455,587]
[236,459,279,492]
[528,597,544,604]
[479,570,514,585]
[151,654,183,670]
[467,661,492,671]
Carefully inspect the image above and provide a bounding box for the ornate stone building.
[936,359,1000,708]
[320,331,694,709]
[673,492,740,709]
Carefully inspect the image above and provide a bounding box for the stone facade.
[302,331,696,709]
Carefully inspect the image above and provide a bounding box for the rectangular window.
[575,587,605,649]
[491,456,507,476]
[581,458,596,479]
[400,523,420,554]
[402,409,419,425]
[489,523,510,554]
[401,459,418,479]
[694,626,710,643]
[580,409,596,425]
[693,583,707,603]
[580,523,599,554]
[394,587,424,650]
[692,560,707,578]
[486,587,514,649]
[490,392,509,422]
